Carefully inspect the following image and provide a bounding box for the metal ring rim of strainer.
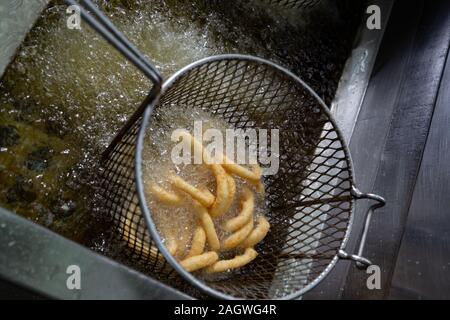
[135,54,356,300]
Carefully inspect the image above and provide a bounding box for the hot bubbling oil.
[0,0,362,277]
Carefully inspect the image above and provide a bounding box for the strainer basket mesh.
[97,57,353,299]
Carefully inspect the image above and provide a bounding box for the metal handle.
[338,186,386,269]
[66,0,163,86]
[66,0,164,159]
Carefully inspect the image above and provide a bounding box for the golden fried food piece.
[178,130,214,164]
[241,216,270,248]
[206,248,258,273]
[177,131,233,217]
[248,164,265,195]
[222,160,265,194]
[180,251,219,272]
[185,226,206,259]
[227,173,237,201]
[148,183,183,206]
[219,173,237,215]
[223,217,254,250]
[193,200,221,251]
[224,187,254,232]
[209,164,232,218]
[165,237,178,257]
[169,173,215,208]
[252,164,262,176]
[221,158,262,182]
[253,181,265,195]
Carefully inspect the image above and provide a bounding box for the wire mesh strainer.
[70,0,385,299]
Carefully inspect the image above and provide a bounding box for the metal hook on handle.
[66,0,163,86]
[338,186,386,269]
